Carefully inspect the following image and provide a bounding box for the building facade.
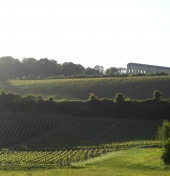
[127,63,170,74]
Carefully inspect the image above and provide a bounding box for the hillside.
[0,112,161,150]
[0,76,170,100]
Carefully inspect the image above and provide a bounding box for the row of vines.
[0,112,162,150]
[0,140,160,165]
[1,76,170,100]
[0,112,71,147]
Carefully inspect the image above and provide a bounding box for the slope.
[0,112,161,150]
[1,76,170,100]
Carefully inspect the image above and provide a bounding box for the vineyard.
[0,112,162,150]
[0,140,160,166]
[1,76,170,100]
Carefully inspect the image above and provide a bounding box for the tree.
[161,138,170,165]
[94,65,104,75]
[22,58,38,76]
[28,74,35,80]
[117,67,127,74]
[88,93,99,101]
[156,120,170,143]
[153,90,162,100]
[48,96,54,102]
[85,67,99,75]
[105,67,118,75]
[0,56,22,79]
[62,62,85,76]
[114,93,125,103]
[38,58,62,77]
[23,95,36,102]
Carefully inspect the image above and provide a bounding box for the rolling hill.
[0,76,170,100]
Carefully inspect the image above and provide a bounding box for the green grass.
[1,76,170,100]
[0,148,169,176]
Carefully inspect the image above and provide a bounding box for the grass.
[0,148,169,176]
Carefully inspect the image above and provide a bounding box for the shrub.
[15,77,20,80]
[28,74,35,80]
[22,76,28,80]
[156,120,170,143]
[161,138,170,165]
[114,93,125,103]
[88,93,99,102]
[153,90,162,100]
[48,96,54,102]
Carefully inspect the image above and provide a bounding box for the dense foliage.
[0,56,168,80]
[0,90,170,120]
[0,56,121,80]
[157,120,170,142]
[161,138,170,165]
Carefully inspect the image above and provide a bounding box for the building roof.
[127,63,170,69]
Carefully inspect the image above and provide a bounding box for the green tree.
[105,67,118,75]
[28,74,35,80]
[22,58,38,76]
[48,96,54,102]
[156,120,170,143]
[114,93,125,103]
[0,56,21,79]
[0,89,6,101]
[23,95,36,102]
[38,58,62,77]
[161,138,170,165]
[94,65,104,75]
[153,90,162,100]
[36,95,43,102]
[88,93,99,101]
[62,62,85,76]
[85,67,99,75]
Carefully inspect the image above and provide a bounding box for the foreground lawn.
[0,148,169,176]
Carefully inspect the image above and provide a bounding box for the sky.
[0,0,170,69]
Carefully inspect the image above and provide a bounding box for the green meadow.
[0,148,169,176]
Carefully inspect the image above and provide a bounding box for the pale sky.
[0,0,170,69]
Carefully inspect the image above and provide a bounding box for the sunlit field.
[0,148,169,176]
[1,76,170,100]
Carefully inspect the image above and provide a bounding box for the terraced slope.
[1,76,170,100]
[0,112,161,150]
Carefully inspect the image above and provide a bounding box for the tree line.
[0,56,124,80]
[0,89,170,120]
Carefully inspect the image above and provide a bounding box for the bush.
[88,93,99,102]
[48,96,54,102]
[156,120,170,143]
[28,74,36,80]
[114,93,125,103]
[153,90,162,100]
[15,77,20,80]
[161,138,170,165]
[22,76,27,80]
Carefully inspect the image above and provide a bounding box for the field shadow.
[0,80,20,93]
[69,165,85,169]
